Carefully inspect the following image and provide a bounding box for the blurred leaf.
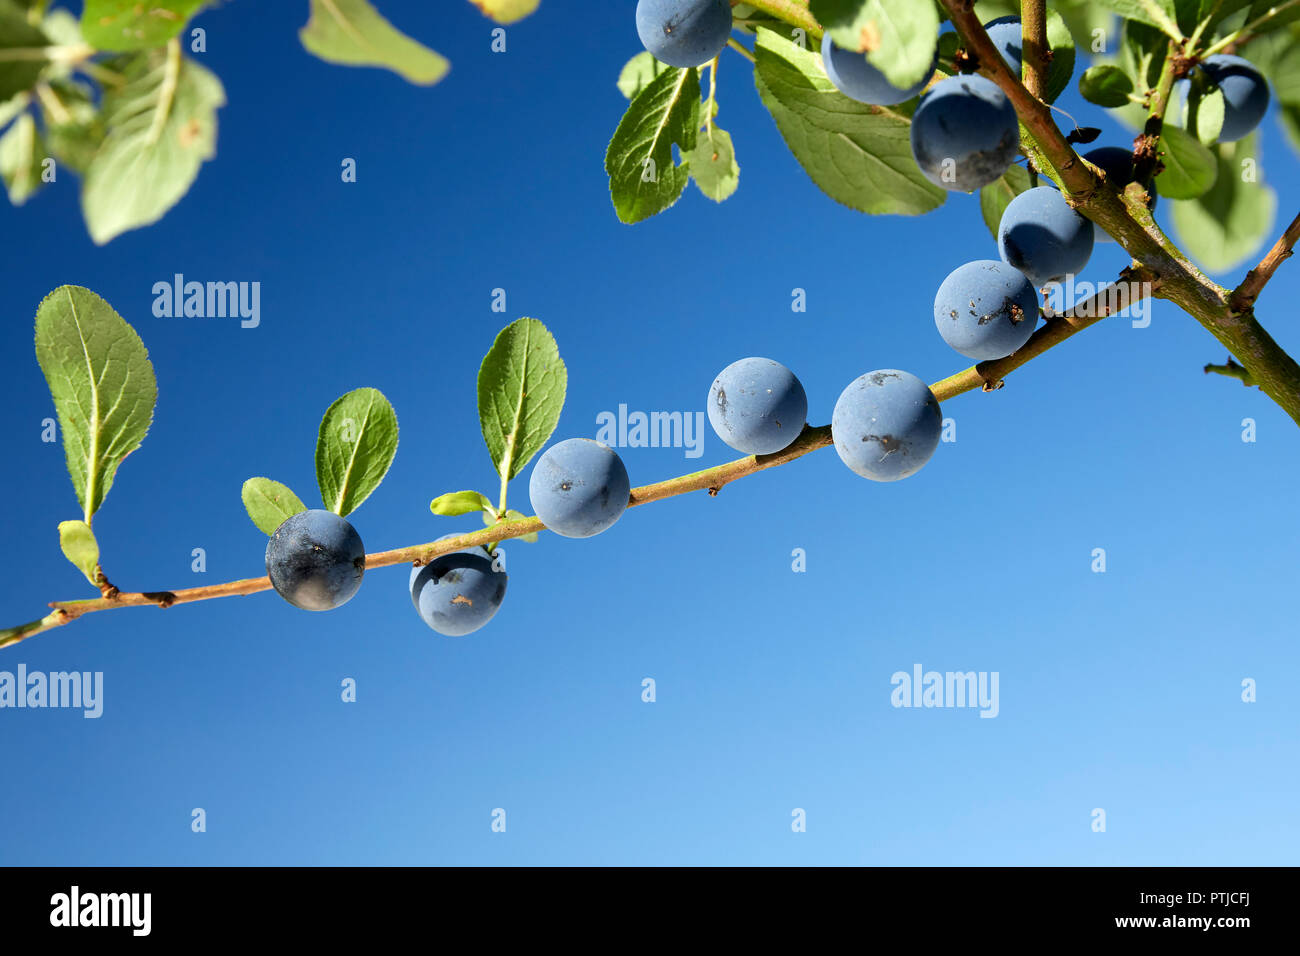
[40,79,104,173]
[690,125,739,201]
[316,387,400,517]
[1092,0,1181,37]
[79,0,203,52]
[1242,0,1300,34]
[478,318,567,482]
[753,26,944,215]
[605,65,700,223]
[0,0,49,100]
[1171,135,1275,272]
[0,111,44,204]
[242,477,308,536]
[300,0,448,85]
[57,519,100,586]
[34,285,158,523]
[81,45,225,244]
[979,163,1032,238]
[0,92,27,132]
[617,50,670,99]
[1079,64,1134,107]
[1156,124,1217,198]
[467,0,539,25]
[432,490,495,517]
[812,0,940,90]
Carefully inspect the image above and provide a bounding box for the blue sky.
[0,0,1297,865]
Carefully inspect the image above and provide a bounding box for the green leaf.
[242,478,308,536]
[432,490,495,517]
[0,92,27,133]
[81,46,225,245]
[1171,135,1276,272]
[812,0,940,90]
[34,285,158,524]
[617,50,670,99]
[0,0,49,101]
[1156,124,1218,198]
[57,519,100,586]
[40,79,104,173]
[605,65,700,224]
[79,0,204,52]
[1091,0,1182,37]
[1043,10,1076,105]
[478,317,567,483]
[0,111,44,204]
[979,162,1032,238]
[315,387,400,517]
[1079,64,1134,107]
[468,0,539,25]
[300,0,448,86]
[1268,41,1300,105]
[690,125,739,201]
[1188,86,1225,144]
[494,508,537,542]
[753,26,945,215]
[1242,0,1300,34]
[1119,17,1170,91]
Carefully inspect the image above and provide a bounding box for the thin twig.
[1204,359,1257,387]
[4,268,1155,650]
[1230,210,1300,313]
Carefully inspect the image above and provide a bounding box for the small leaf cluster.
[0,0,538,242]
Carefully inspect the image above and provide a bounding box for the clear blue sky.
[1,1,1297,865]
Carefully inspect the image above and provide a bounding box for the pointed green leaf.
[1156,124,1218,199]
[79,0,204,52]
[81,46,225,244]
[812,0,940,90]
[690,125,739,201]
[1079,64,1135,107]
[478,318,567,483]
[605,65,700,224]
[34,286,157,523]
[468,0,539,25]
[0,0,49,101]
[1171,135,1276,272]
[617,50,670,99]
[58,519,100,586]
[0,111,44,204]
[315,387,399,517]
[300,0,449,86]
[979,163,1033,238]
[432,490,495,517]
[242,477,309,535]
[753,26,944,215]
